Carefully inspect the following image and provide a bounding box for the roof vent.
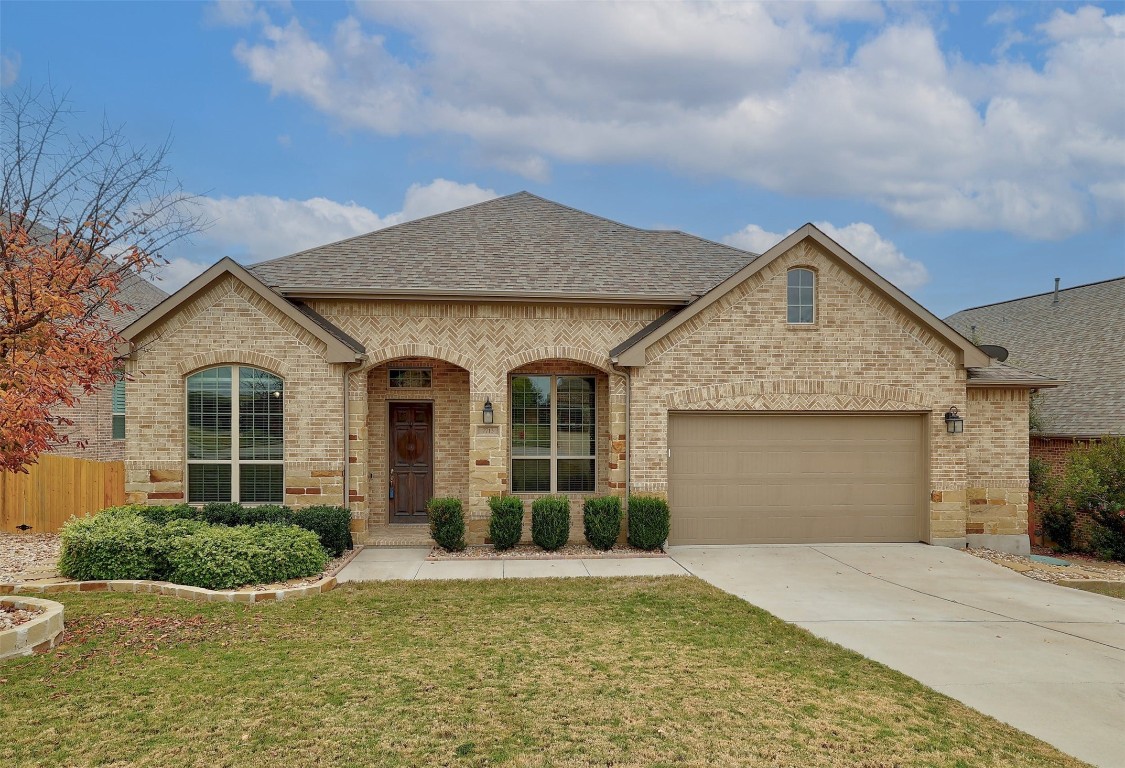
[1053,277,1060,304]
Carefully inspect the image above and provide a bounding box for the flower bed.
[0,596,63,660]
[428,542,669,561]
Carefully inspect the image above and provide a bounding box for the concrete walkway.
[668,543,1125,768]
[336,546,689,582]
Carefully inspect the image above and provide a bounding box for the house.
[118,192,1056,553]
[946,277,1124,474]
[10,218,169,462]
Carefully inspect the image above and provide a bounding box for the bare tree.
[1,85,206,470]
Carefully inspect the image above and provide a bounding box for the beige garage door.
[668,413,926,545]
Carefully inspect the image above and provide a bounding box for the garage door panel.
[669,413,925,545]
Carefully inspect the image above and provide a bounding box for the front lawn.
[1,577,1083,767]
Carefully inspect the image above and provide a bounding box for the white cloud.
[153,179,497,290]
[723,220,930,291]
[224,3,1125,240]
[0,51,20,87]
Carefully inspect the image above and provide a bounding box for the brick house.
[53,272,168,461]
[118,192,1056,553]
[946,277,1124,476]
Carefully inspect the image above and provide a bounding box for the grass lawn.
[1060,580,1125,600]
[1,577,1085,767]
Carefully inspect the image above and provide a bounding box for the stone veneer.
[125,239,1032,549]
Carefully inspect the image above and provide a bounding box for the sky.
[2,0,1123,317]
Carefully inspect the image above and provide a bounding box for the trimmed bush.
[627,495,670,551]
[131,502,352,557]
[290,506,354,557]
[59,512,159,581]
[488,496,524,550]
[583,496,622,551]
[429,497,466,552]
[532,495,570,551]
[164,524,328,590]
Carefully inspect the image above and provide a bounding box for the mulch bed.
[428,543,666,560]
[0,601,43,631]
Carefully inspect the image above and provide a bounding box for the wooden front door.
[389,402,433,523]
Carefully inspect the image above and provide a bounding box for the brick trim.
[666,379,932,410]
[177,349,291,378]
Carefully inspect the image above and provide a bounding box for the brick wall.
[52,385,124,462]
[965,388,1029,536]
[1031,435,1096,477]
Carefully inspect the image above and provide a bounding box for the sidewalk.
[336,546,688,582]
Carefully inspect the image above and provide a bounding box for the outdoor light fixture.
[944,406,964,434]
[483,398,494,425]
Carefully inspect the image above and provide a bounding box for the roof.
[119,258,365,363]
[103,272,168,331]
[612,223,993,369]
[248,192,756,303]
[3,212,167,331]
[946,277,1125,436]
[965,362,1064,387]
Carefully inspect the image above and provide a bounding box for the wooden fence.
[0,455,124,534]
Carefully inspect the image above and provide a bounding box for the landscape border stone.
[0,575,338,603]
[0,596,64,660]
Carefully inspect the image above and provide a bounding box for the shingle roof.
[248,192,757,301]
[947,278,1125,436]
[965,362,1063,385]
[103,272,168,331]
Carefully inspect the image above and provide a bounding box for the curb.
[0,576,337,603]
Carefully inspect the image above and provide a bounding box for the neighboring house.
[118,192,1056,553]
[946,278,1125,475]
[53,272,169,461]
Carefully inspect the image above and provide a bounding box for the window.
[389,368,432,388]
[787,268,815,324]
[111,374,126,440]
[186,366,284,503]
[511,375,595,493]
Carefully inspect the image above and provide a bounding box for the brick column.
[468,369,507,544]
[346,367,368,534]
[608,373,628,497]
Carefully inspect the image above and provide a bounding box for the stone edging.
[0,596,64,660]
[1,575,338,603]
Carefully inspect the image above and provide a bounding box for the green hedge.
[164,524,328,590]
[131,502,352,557]
[429,497,466,552]
[488,496,524,550]
[532,495,570,551]
[627,495,669,551]
[583,496,622,551]
[59,509,329,589]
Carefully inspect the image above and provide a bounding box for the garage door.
[668,413,926,545]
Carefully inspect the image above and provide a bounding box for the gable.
[118,258,364,364]
[613,225,991,369]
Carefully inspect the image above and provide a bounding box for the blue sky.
[2,0,1122,317]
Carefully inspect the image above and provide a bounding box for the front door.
[389,402,433,523]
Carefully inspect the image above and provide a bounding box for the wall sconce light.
[483,398,494,425]
[944,406,964,434]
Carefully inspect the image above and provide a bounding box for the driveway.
[668,544,1125,768]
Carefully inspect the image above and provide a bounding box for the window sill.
[786,323,819,331]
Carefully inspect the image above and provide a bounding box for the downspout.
[342,357,366,509]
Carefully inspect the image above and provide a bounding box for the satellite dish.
[979,344,1009,362]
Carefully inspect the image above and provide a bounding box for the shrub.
[428,497,466,552]
[627,495,670,551]
[290,506,354,557]
[164,524,328,590]
[59,512,159,581]
[1040,500,1076,551]
[1028,457,1051,498]
[583,496,622,550]
[1089,503,1125,561]
[132,502,352,557]
[488,496,524,550]
[532,495,570,551]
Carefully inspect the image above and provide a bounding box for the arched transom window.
[186,366,284,503]
[787,268,816,324]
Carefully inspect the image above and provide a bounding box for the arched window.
[186,366,284,503]
[787,268,815,324]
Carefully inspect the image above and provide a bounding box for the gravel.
[0,533,61,583]
[970,547,1125,584]
[429,542,667,560]
[0,602,44,631]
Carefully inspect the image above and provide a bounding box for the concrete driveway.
[668,544,1125,768]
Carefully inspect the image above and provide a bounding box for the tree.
[1,86,204,471]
